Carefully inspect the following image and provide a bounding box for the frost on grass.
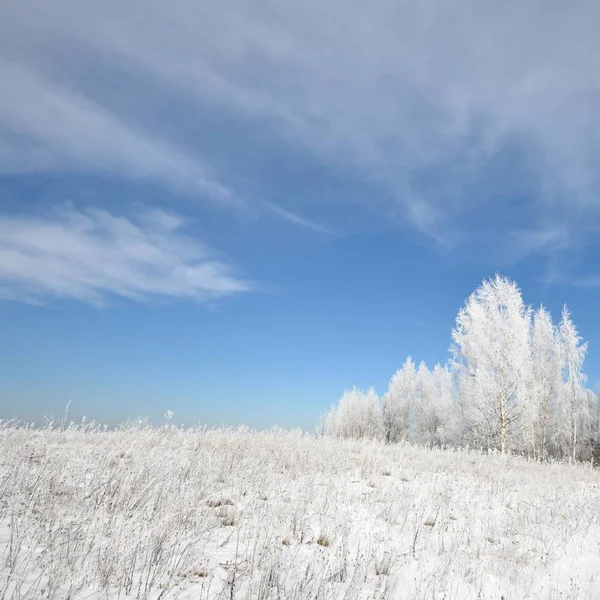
[0,420,599,599]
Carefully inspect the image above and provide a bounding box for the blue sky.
[1,0,599,429]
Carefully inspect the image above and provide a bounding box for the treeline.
[319,275,600,462]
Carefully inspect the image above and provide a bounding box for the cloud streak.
[0,208,251,305]
[266,203,335,235]
[1,0,600,259]
[0,60,234,204]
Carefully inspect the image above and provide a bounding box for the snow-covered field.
[1,421,599,599]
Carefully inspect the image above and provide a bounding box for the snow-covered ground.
[0,421,599,599]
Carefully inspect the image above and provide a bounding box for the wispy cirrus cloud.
[0,207,251,305]
[0,60,234,204]
[1,0,600,269]
[265,203,335,235]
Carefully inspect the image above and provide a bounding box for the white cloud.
[0,60,234,204]
[1,0,600,249]
[504,226,575,262]
[0,208,251,304]
[265,203,335,235]
[575,276,600,288]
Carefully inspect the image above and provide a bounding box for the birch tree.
[321,387,383,440]
[364,387,384,440]
[529,306,562,459]
[559,306,588,461]
[432,363,454,446]
[382,357,416,442]
[451,275,531,453]
[415,362,440,447]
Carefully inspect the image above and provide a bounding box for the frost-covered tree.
[382,357,416,443]
[363,387,385,440]
[590,386,600,464]
[415,362,440,447]
[451,275,531,453]
[320,274,595,463]
[581,389,600,462]
[558,306,589,461]
[431,363,454,446]
[528,306,563,459]
[320,387,383,440]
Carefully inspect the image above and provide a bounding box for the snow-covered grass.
[1,420,599,599]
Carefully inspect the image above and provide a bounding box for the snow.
[0,423,599,599]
